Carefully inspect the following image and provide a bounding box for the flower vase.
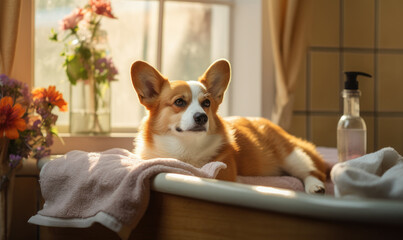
[69,77,111,134]
[0,138,14,240]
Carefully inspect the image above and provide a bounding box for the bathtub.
[34,145,403,239]
[40,169,403,240]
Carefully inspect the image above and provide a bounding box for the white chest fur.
[137,133,223,167]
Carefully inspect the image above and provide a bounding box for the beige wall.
[288,0,403,154]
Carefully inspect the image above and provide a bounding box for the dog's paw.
[307,184,325,194]
[304,176,326,194]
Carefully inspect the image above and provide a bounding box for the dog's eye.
[202,99,210,108]
[174,98,186,107]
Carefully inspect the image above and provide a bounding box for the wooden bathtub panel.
[132,192,400,240]
[41,191,401,240]
[40,224,119,240]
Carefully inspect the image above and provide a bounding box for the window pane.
[35,0,158,129]
[103,1,159,128]
[162,2,230,115]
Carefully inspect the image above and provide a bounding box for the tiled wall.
[289,0,403,154]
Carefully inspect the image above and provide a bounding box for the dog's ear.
[131,61,167,108]
[199,59,231,105]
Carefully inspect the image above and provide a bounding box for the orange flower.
[0,96,27,139]
[32,86,68,112]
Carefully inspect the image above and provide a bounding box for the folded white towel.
[331,147,403,200]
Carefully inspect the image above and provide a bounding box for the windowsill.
[51,133,136,155]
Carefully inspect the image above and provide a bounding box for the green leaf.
[50,126,58,135]
[71,26,78,34]
[78,46,92,60]
[65,54,87,85]
[51,127,65,145]
[49,28,58,41]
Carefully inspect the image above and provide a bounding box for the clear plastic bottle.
[337,72,371,162]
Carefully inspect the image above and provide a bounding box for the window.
[35,0,231,132]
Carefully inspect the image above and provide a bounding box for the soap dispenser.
[337,71,371,162]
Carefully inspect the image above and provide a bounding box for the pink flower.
[60,8,86,30]
[89,0,116,19]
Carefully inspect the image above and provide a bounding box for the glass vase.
[68,29,113,135]
[69,78,111,134]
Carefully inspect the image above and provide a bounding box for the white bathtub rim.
[151,173,403,225]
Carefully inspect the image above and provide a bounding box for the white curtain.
[268,0,312,129]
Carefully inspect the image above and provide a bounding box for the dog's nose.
[193,112,208,126]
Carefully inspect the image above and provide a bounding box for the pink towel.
[238,147,337,195]
[28,148,226,239]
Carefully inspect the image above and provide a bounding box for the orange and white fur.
[131,59,327,194]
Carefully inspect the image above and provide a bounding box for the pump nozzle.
[344,72,371,90]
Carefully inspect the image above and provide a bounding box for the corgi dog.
[131,59,327,194]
